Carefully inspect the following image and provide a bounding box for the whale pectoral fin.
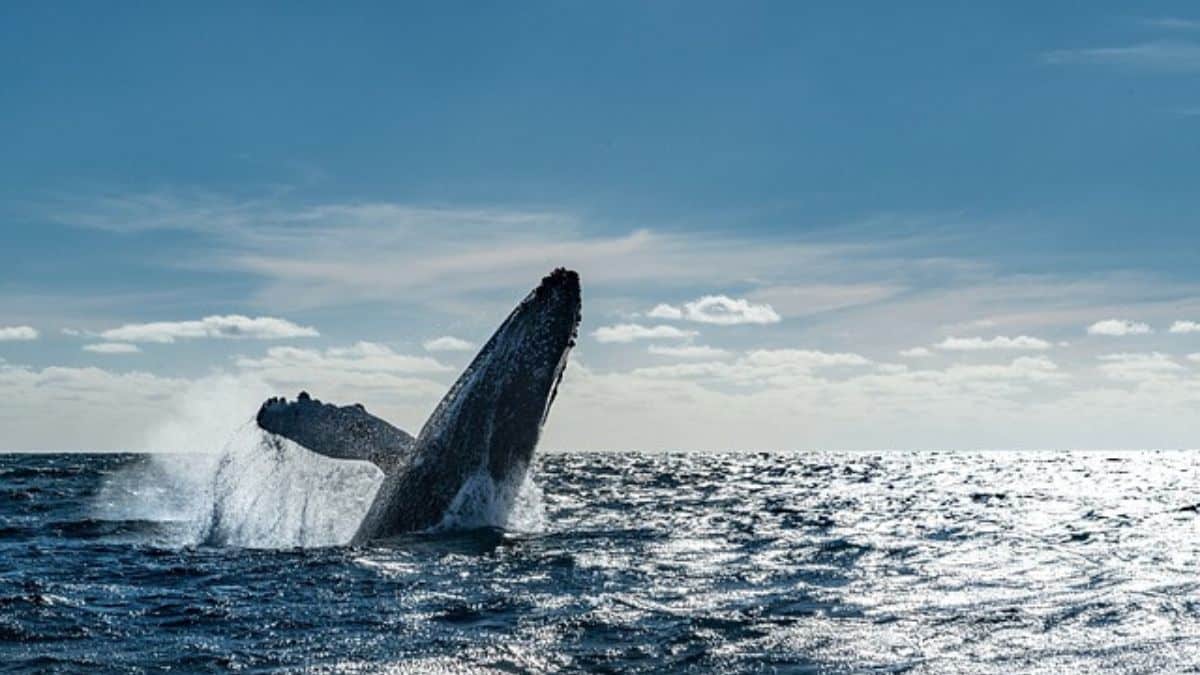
[255,392,414,474]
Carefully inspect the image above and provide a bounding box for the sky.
[2,2,1199,452]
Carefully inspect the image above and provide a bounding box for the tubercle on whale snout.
[537,267,579,291]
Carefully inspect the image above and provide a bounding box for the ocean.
[2,448,1199,673]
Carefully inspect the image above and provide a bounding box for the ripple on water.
[2,450,1200,672]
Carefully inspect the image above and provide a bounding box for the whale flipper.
[255,392,415,474]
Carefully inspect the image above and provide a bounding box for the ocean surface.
[3,448,1200,673]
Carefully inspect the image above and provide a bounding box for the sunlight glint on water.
[3,450,1200,672]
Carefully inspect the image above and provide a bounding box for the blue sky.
[2,3,1199,451]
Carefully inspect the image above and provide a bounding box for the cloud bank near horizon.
[5,190,1200,452]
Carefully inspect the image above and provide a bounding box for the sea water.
[2,449,1200,672]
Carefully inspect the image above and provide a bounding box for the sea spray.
[94,373,545,547]
[435,462,546,533]
[94,424,383,548]
[92,375,381,547]
[205,425,382,547]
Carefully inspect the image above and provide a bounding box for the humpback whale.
[255,268,581,543]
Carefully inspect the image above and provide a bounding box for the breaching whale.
[255,268,581,543]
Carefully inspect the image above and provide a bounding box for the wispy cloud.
[1141,17,1200,31]
[934,335,1052,351]
[46,191,887,313]
[1044,41,1200,72]
[50,192,574,238]
[99,315,318,343]
[592,324,699,344]
[83,342,141,354]
[899,347,933,358]
[422,336,474,352]
[1169,320,1200,333]
[745,283,903,317]
[0,326,38,341]
[1087,319,1153,336]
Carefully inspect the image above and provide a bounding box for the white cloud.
[633,348,872,383]
[647,344,733,359]
[934,335,1052,351]
[28,189,1200,452]
[650,295,782,326]
[1097,352,1184,382]
[592,324,699,344]
[233,342,453,425]
[83,343,141,354]
[940,356,1065,384]
[544,353,1096,452]
[744,349,871,369]
[0,344,453,451]
[683,295,782,325]
[630,361,746,380]
[1189,353,1200,363]
[0,326,38,341]
[0,342,1192,453]
[0,363,189,451]
[1087,319,1153,336]
[1169,320,1200,334]
[100,315,319,343]
[646,304,684,320]
[423,336,474,352]
[899,347,933,358]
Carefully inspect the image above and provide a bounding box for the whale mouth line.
[251,268,581,543]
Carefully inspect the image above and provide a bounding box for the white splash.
[434,463,545,533]
[97,423,383,548]
[204,425,383,547]
[95,373,545,547]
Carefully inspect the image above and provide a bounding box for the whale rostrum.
[255,268,581,543]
